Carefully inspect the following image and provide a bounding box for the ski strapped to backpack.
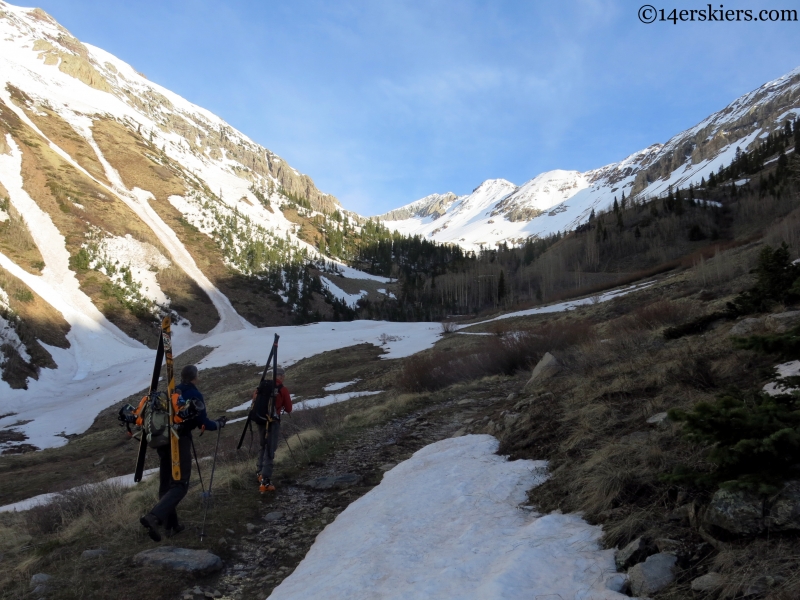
[162,317,181,482]
[237,333,280,450]
[131,325,165,482]
[124,317,185,482]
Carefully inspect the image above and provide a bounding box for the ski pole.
[289,413,312,463]
[280,427,302,468]
[189,438,206,495]
[200,424,222,542]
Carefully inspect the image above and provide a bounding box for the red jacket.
[252,384,292,416]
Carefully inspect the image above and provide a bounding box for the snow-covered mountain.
[379,68,800,250]
[0,1,384,395]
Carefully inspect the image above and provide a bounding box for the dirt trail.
[177,382,515,600]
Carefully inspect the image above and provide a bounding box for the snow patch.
[295,390,381,410]
[269,435,627,600]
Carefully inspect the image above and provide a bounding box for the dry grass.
[17,103,110,186]
[401,318,594,392]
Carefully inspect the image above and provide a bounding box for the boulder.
[81,547,108,559]
[766,480,800,531]
[646,412,669,425]
[615,537,652,570]
[525,353,561,388]
[30,573,51,588]
[627,553,677,596]
[264,511,284,522]
[301,473,361,490]
[691,572,725,592]
[668,503,697,528]
[703,488,764,537]
[133,546,223,574]
[729,317,765,337]
[765,311,800,333]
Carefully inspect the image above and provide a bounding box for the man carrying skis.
[140,365,227,541]
[250,366,292,493]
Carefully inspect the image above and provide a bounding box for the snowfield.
[269,435,629,600]
[0,279,648,453]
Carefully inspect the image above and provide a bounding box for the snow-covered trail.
[269,435,628,600]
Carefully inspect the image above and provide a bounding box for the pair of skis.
[134,316,180,483]
[236,333,280,450]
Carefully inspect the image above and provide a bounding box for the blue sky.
[32,0,800,214]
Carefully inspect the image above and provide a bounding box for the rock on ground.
[615,537,652,570]
[30,573,50,587]
[703,488,764,537]
[525,352,560,388]
[766,480,800,532]
[729,317,765,337]
[691,572,725,592]
[133,547,223,574]
[627,553,677,596]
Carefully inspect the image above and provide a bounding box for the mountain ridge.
[376,68,800,250]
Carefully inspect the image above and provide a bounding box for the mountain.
[378,68,800,250]
[0,1,389,392]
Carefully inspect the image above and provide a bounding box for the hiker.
[251,366,292,493]
[140,365,227,541]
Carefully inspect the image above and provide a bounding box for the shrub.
[400,320,593,391]
[732,326,800,360]
[631,300,685,329]
[667,389,800,493]
[663,311,734,340]
[729,242,800,314]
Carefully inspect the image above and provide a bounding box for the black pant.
[150,434,192,529]
[257,420,280,481]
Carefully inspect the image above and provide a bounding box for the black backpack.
[250,381,282,425]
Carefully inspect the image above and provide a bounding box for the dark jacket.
[176,383,218,435]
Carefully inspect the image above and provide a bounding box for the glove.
[216,416,227,428]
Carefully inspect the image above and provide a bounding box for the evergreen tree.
[613,197,619,213]
[497,270,506,303]
[795,118,800,153]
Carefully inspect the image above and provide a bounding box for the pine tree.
[674,188,684,215]
[613,197,619,213]
[794,118,800,153]
[497,270,506,303]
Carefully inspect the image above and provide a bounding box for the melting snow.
[269,435,628,600]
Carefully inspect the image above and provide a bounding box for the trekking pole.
[190,438,206,495]
[280,427,302,468]
[289,413,312,463]
[200,425,222,542]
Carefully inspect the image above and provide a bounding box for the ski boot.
[139,513,163,542]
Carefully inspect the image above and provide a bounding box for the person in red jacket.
[249,366,292,493]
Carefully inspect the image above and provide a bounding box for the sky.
[25,0,800,215]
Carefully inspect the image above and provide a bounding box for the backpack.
[249,381,281,425]
[125,392,196,448]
